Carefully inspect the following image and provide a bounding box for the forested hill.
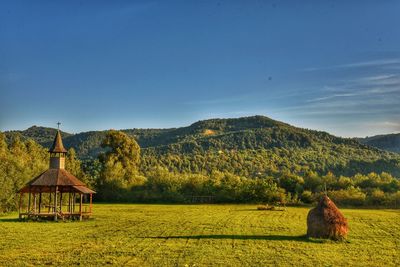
[5,126,73,144]
[357,133,400,153]
[5,116,400,177]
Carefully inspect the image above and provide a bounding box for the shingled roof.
[18,169,95,193]
[28,169,85,186]
[49,130,67,153]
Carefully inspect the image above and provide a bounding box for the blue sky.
[1,1,399,137]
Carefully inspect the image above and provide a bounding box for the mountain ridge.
[4,115,400,178]
[5,115,367,155]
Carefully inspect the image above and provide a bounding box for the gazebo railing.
[19,191,93,221]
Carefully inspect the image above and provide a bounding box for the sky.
[1,1,400,137]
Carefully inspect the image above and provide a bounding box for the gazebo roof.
[49,130,67,153]
[29,169,85,186]
[18,169,95,194]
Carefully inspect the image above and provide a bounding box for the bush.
[300,190,314,204]
[386,191,400,208]
[367,189,387,206]
[328,187,366,206]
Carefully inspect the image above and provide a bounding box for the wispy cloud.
[359,74,397,82]
[305,67,400,105]
[363,121,400,129]
[306,93,358,103]
[337,58,400,68]
[301,58,400,72]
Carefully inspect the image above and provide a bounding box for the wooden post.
[79,193,83,221]
[68,192,70,213]
[73,192,75,213]
[54,186,58,221]
[48,189,52,213]
[33,193,37,215]
[28,191,31,215]
[38,192,42,214]
[90,193,93,214]
[18,193,22,219]
[60,192,63,214]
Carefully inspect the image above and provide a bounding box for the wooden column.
[79,193,83,221]
[54,186,58,221]
[68,192,71,214]
[89,193,93,214]
[33,193,37,214]
[48,189,52,213]
[60,192,63,213]
[73,192,75,213]
[18,193,22,219]
[38,192,42,214]
[28,191,31,215]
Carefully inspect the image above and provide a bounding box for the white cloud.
[301,58,400,72]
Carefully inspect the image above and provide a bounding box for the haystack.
[307,195,348,240]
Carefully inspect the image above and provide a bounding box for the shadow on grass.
[0,217,96,223]
[146,234,324,243]
[0,218,21,222]
[235,209,286,212]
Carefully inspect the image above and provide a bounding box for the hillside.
[5,126,72,144]
[357,133,400,153]
[4,116,400,178]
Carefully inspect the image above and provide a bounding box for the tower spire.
[49,130,67,153]
[49,125,67,169]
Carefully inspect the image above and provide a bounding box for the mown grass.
[0,204,399,266]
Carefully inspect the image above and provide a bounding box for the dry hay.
[307,195,348,240]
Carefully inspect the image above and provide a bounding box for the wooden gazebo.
[18,129,95,221]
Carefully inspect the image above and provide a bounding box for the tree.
[0,134,47,212]
[65,148,94,187]
[98,130,145,200]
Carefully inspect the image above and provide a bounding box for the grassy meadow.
[0,204,399,266]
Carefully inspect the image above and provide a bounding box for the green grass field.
[0,204,399,266]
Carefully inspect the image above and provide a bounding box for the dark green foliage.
[62,131,108,160]
[357,133,400,153]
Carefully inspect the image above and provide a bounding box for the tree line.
[1,130,400,213]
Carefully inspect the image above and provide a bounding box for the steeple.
[49,130,67,153]
[49,127,67,169]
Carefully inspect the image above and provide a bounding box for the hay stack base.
[307,196,348,240]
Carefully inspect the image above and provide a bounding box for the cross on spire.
[57,122,61,130]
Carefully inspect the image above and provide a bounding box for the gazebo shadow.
[0,218,21,223]
[147,234,324,243]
